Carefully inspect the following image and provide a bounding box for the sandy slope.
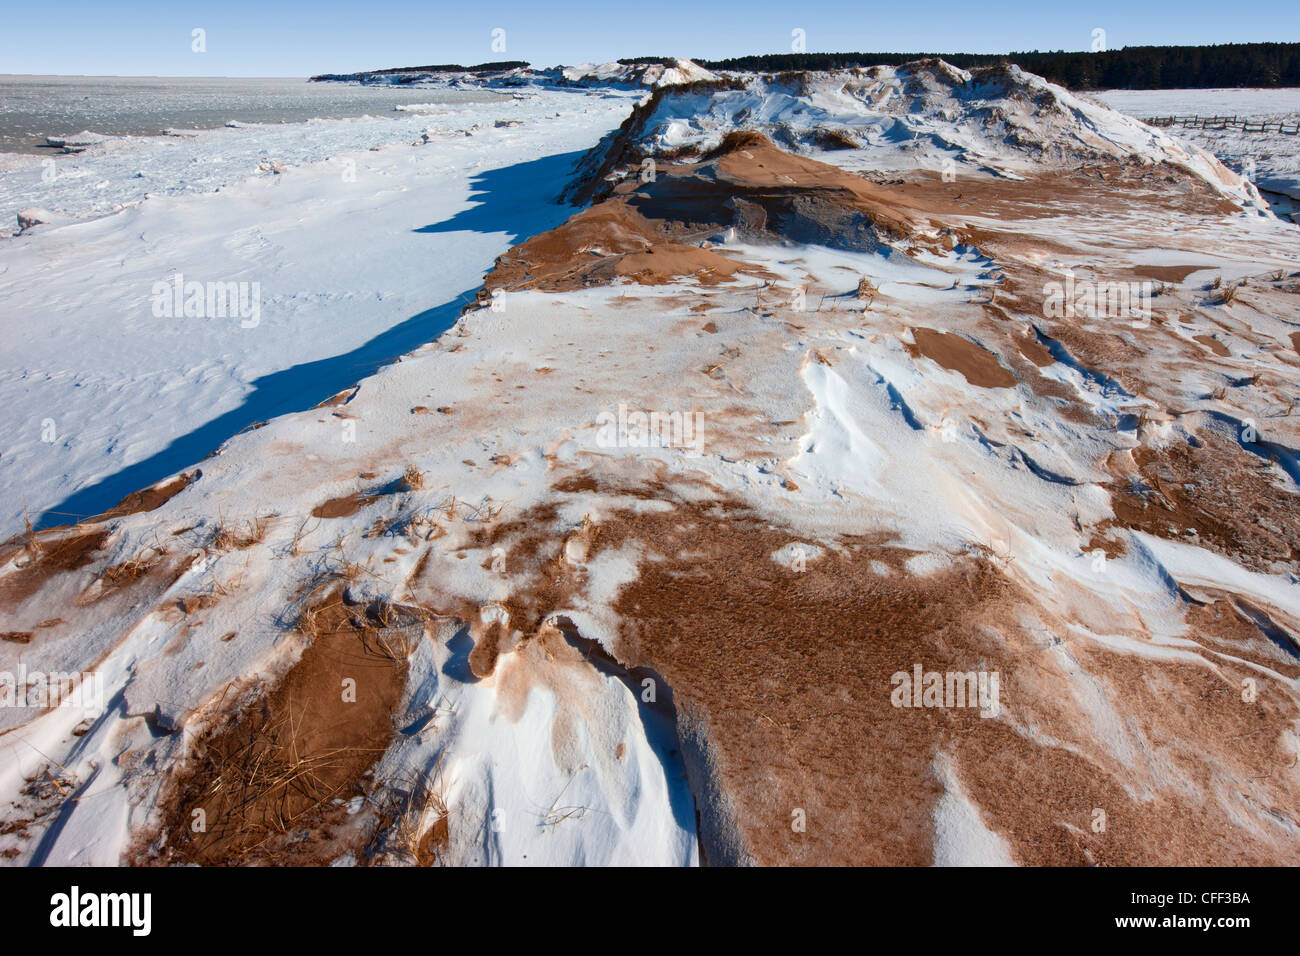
[2,62,1299,867]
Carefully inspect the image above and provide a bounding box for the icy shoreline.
[0,74,526,155]
[0,87,636,225]
[0,90,638,539]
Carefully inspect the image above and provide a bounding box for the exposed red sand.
[313,386,359,409]
[908,327,1017,389]
[1129,264,1205,284]
[0,527,111,612]
[480,201,764,295]
[1103,438,1300,573]
[311,492,380,519]
[1013,332,1055,368]
[94,471,198,521]
[888,164,1241,223]
[139,587,410,865]
[1194,334,1231,356]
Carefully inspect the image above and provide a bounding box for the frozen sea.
[0,76,622,225]
[0,75,510,154]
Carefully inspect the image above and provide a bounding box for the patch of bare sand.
[0,527,111,612]
[907,327,1017,389]
[1127,264,1207,284]
[311,492,381,520]
[1100,436,1300,574]
[93,471,198,522]
[138,587,411,865]
[1182,591,1300,671]
[1194,334,1231,357]
[1013,331,1055,368]
[480,201,765,296]
[889,164,1241,224]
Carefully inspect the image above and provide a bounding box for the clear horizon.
[3,0,1296,78]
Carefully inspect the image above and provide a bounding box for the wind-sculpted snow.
[564,61,1259,208]
[2,61,1300,867]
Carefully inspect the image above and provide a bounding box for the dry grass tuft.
[19,509,43,559]
[541,764,592,827]
[1206,276,1240,305]
[368,761,451,865]
[212,515,272,551]
[399,465,425,492]
[405,513,445,543]
[188,707,380,855]
[365,601,429,662]
[288,517,319,557]
[101,548,160,588]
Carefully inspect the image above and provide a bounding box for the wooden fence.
[1143,114,1300,134]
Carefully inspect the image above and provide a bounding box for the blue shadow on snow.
[36,149,588,530]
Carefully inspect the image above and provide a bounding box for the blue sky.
[3,0,1297,77]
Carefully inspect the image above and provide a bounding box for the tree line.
[646,43,1300,89]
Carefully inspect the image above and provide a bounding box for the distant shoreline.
[317,44,1300,91]
[0,75,511,155]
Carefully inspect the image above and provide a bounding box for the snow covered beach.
[0,86,638,538]
[2,62,1300,867]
